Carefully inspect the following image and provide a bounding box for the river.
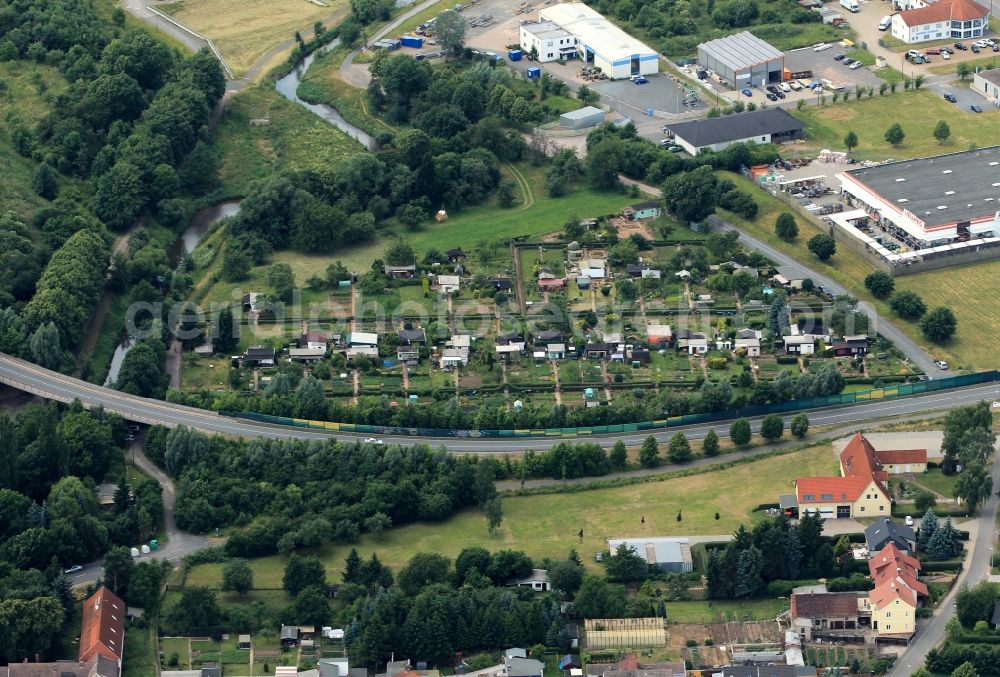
[105,201,243,386]
[274,40,378,151]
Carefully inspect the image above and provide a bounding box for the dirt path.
[402,365,409,391]
[599,361,613,401]
[75,219,146,377]
[551,361,562,405]
[352,369,359,404]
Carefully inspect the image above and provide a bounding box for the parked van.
[879,15,892,30]
[840,0,860,12]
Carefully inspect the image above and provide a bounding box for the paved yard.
[590,73,707,116]
[784,45,884,90]
[929,79,992,111]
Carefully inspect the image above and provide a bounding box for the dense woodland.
[143,426,499,553]
[0,401,167,663]
[0,0,225,386]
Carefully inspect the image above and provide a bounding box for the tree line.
[142,426,500,556]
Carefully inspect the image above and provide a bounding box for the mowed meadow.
[185,446,838,588]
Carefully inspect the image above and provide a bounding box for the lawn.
[185,445,838,588]
[890,258,1000,370]
[214,82,364,196]
[911,468,960,498]
[664,598,790,623]
[929,55,1000,75]
[793,89,1000,161]
[162,0,347,75]
[161,637,191,669]
[122,627,158,677]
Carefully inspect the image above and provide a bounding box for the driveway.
[66,433,212,588]
[886,444,1000,675]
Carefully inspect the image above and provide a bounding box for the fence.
[224,370,1000,439]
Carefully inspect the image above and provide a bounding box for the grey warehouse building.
[664,107,805,155]
[698,31,784,88]
[560,105,605,130]
[607,537,693,573]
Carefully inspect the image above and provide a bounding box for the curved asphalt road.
[2,352,998,451]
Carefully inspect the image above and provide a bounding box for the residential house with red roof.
[79,587,126,666]
[890,0,989,43]
[794,433,893,519]
[864,542,926,638]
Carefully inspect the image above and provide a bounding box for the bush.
[685,639,698,647]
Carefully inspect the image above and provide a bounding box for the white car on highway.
[363,437,384,445]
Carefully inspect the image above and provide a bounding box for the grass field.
[162,0,346,75]
[892,259,1000,369]
[794,89,1000,160]
[715,171,976,368]
[665,598,790,623]
[186,445,838,589]
[0,61,70,217]
[214,82,364,196]
[122,627,158,677]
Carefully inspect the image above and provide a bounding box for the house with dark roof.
[865,518,917,554]
[490,277,513,291]
[663,108,805,155]
[242,346,275,368]
[5,656,120,677]
[446,248,467,262]
[384,263,416,278]
[833,335,869,357]
[398,329,427,345]
[790,591,864,640]
[80,587,126,666]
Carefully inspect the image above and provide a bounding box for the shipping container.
[526,66,541,78]
[400,35,424,48]
[508,49,522,61]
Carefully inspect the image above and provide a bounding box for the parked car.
[944,92,957,102]
[766,92,778,100]
[925,47,941,54]
[780,82,791,92]
[64,565,83,574]
[971,104,983,112]
[834,52,846,60]
[954,42,967,50]
[904,516,914,526]
[789,80,803,90]
[741,88,753,96]
[994,44,1000,52]
[972,44,981,53]
[850,61,863,69]
[775,89,785,98]
[943,50,951,59]
[632,76,649,84]
[906,49,922,59]
[935,360,950,370]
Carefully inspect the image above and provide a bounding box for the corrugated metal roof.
[698,31,783,71]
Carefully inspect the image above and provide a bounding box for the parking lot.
[930,79,996,112]
[590,74,707,116]
[784,45,883,90]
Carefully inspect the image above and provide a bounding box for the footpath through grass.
[186,444,838,588]
[793,89,1000,161]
